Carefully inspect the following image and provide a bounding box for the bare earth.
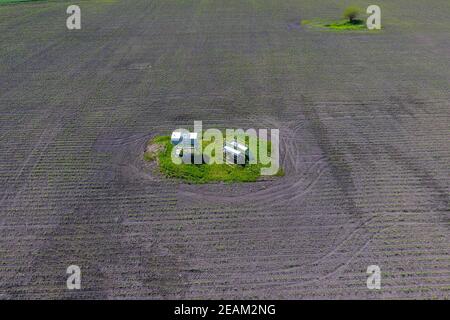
[0,0,449,299]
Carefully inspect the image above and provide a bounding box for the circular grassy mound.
[144,135,283,184]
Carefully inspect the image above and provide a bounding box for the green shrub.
[343,6,361,23]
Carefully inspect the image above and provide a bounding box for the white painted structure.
[171,131,182,145]
[224,145,245,164]
[171,130,199,149]
[224,140,254,165]
[171,130,255,165]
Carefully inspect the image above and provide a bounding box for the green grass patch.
[324,19,366,30]
[143,151,157,162]
[144,135,284,184]
[0,0,43,4]
[302,19,373,31]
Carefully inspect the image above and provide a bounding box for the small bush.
[343,6,361,23]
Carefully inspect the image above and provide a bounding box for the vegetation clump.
[343,6,361,23]
[324,19,365,31]
[302,6,368,31]
[0,0,41,4]
[144,135,283,184]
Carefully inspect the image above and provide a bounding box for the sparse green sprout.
[343,6,361,23]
